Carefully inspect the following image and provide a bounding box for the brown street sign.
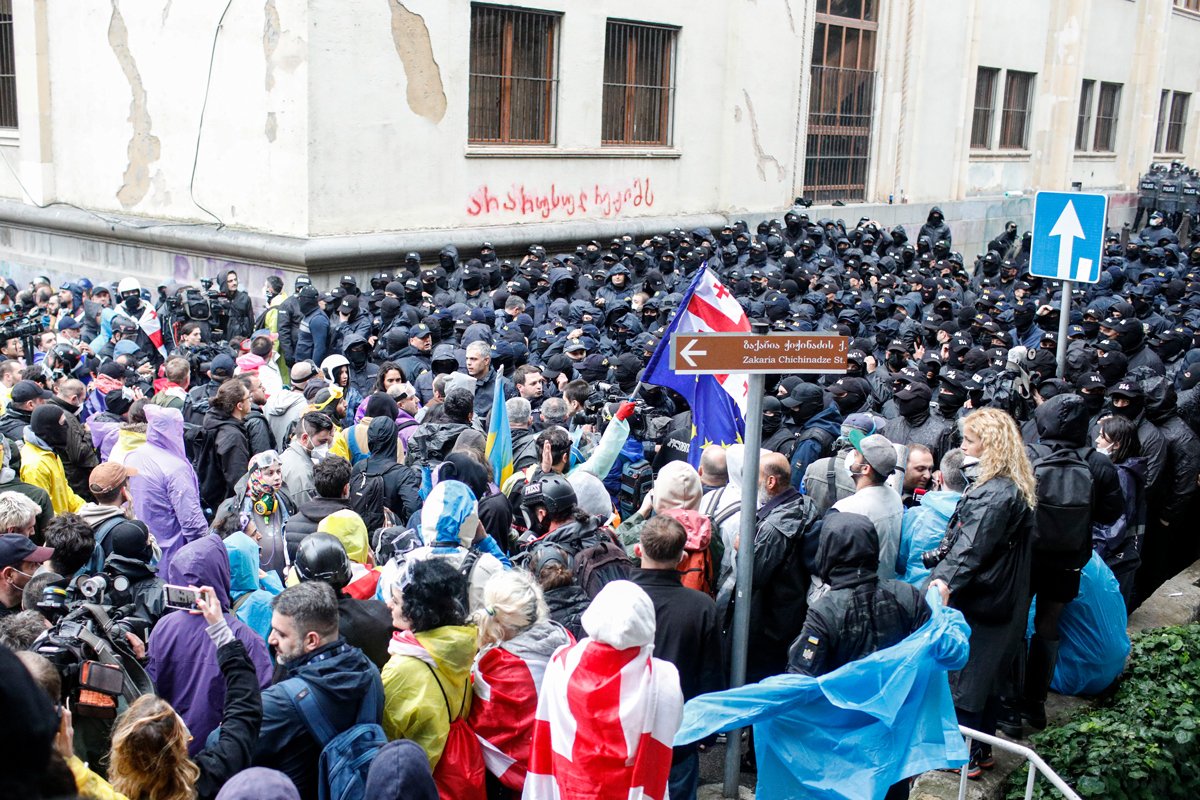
[670,332,848,374]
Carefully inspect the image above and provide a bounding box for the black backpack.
[348,467,399,533]
[1028,444,1094,556]
[195,432,228,519]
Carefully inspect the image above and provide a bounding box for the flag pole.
[722,370,765,797]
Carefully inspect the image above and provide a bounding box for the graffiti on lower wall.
[466,177,656,220]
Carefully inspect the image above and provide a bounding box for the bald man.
[698,445,728,494]
[730,450,818,681]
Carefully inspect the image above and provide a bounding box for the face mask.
[310,443,330,464]
[1113,403,1140,420]
[1081,392,1106,414]
[886,354,907,371]
[1096,442,1113,456]
[844,457,864,480]
[897,394,928,418]
[123,295,140,314]
[937,394,965,417]
[762,414,781,437]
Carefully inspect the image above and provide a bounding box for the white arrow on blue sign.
[1029,191,1108,284]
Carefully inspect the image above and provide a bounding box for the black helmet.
[521,474,577,517]
[294,533,352,591]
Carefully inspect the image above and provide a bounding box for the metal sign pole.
[722,371,765,797]
[1056,279,1072,378]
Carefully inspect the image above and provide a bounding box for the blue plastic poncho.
[897,490,961,585]
[675,589,970,800]
[1027,551,1129,696]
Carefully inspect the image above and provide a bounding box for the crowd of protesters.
[0,199,1198,799]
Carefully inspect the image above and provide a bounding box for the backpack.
[82,515,126,575]
[418,661,486,800]
[281,675,386,800]
[789,426,837,487]
[574,531,632,598]
[1028,444,1094,557]
[182,422,208,473]
[661,508,716,596]
[195,432,229,517]
[348,467,399,534]
[456,549,482,609]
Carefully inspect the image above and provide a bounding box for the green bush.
[1006,623,1200,799]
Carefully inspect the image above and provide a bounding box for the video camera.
[31,579,155,714]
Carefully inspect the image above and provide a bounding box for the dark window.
[803,0,878,203]
[1166,92,1189,153]
[0,0,15,129]
[972,68,999,149]
[602,21,677,146]
[1154,89,1170,152]
[1075,79,1094,152]
[1176,0,1200,12]
[999,70,1035,149]
[468,5,559,145]
[1092,82,1120,152]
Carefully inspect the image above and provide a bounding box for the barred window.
[0,0,16,129]
[999,70,1035,149]
[468,5,559,145]
[601,21,677,146]
[1074,80,1094,152]
[1092,82,1121,152]
[1166,92,1189,153]
[970,68,998,149]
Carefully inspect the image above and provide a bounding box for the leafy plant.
[1005,624,1200,800]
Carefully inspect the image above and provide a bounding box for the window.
[1166,92,1189,153]
[1155,89,1170,152]
[969,68,998,149]
[802,0,879,203]
[0,0,15,129]
[1176,0,1200,12]
[1074,80,1094,151]
[468,5,559,145]
[999,70,1035,149]
[601,21,677,146]
[1093,82,1121,152]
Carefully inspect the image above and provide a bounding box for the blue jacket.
[224,531,283,644]
[789,405,843,487]
[296,308,330,365]
[897,490,962,585]
[253,639,383,800]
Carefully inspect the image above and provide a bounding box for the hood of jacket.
[430,342,458,367]
[364,415,400,472]
[916,489,962,521]
[817,511,880,587]
[166,533,233,609]
[144,404,189,463]
[580,579,655,650]
[264,388,307,419]
[289,636,381,703]
[804,403,845,438]
[223,530,263,598]
[1143,375,1177,424]
[363,741,438,800]
[76,503,127,529]
[1034,393,1090,447]
[318,509,372,565]
[502,619,573,665]
[416,624,478,680]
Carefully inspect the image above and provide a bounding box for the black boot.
[996,697,1024,739]
[1022,637,1060,731]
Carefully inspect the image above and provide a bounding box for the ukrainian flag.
[486,369,514,486]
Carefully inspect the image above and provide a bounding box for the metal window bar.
[1166,91,1189,153]
[803,65,876,204]
[468,4,558,144]
[602,21,676,146]
[999,70,1035,149]
[0,0,16,129]
[972,68,998,149]
[1093,82,1120,152]
[1074,79,1094,152]
[1154,89,1170,153]
[957,727,1082,800]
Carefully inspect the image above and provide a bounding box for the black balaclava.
[298,289,319,316]
[1079,388,1106,415]
[346,342,369,369]
[112,523,155,563]
[30,404,70,448]
[1112,394,1144,420]
[1096,351,1128,386]
[762,396,783,438]
[937,386,967,418]
[896,382,932,421]
[122,292,141,316]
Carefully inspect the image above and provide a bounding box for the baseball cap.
[10,380,52,405]
[89,462,139,495]
[841,412,884,436]
[251,328,277,341]
[1076,372,1105,391]
[392,382,417,401]
[290,361,317,384]
[564,340,587,354]
[409,323,432,339]
[846,431,898,477]
[210,353,236,377]
[57,317,79,331]
[0,533,53,571]
[1109,380,1143,398]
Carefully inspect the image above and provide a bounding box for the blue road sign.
[1029,191,1108,284]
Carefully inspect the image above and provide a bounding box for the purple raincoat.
[147,533,274,756]
[88,413,122,461]
[126,405,209,575]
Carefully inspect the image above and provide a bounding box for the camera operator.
[219,270,255,342]
[41,513,95,583]
[0,331,25,366]
[0,532,53,616]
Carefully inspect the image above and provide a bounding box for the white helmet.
[117,277,141,295]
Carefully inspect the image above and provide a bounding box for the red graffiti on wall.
[466,178,655,219]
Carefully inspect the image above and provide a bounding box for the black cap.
[1108,380,1143,398]
[10,380,51,404]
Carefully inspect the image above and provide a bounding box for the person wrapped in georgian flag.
[468,570,574,794]
[523,580,683,800]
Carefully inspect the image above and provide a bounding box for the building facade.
[0,0,1197,289]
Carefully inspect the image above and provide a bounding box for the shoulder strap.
[93,515,125,549]
[712,502,739,528]
[355,676,382,727]
[418,660,456,720]
[395,418,419,432]
[281,677,338,746]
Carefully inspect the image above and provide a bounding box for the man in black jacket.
[256,582,383,800]
[202,380,252,510]
[630,515,722,800]
[1018,393,1122,733]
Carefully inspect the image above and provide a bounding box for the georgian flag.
[522,635,682,799]
[135,304,167,358]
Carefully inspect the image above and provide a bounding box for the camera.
[0,311,45,345]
